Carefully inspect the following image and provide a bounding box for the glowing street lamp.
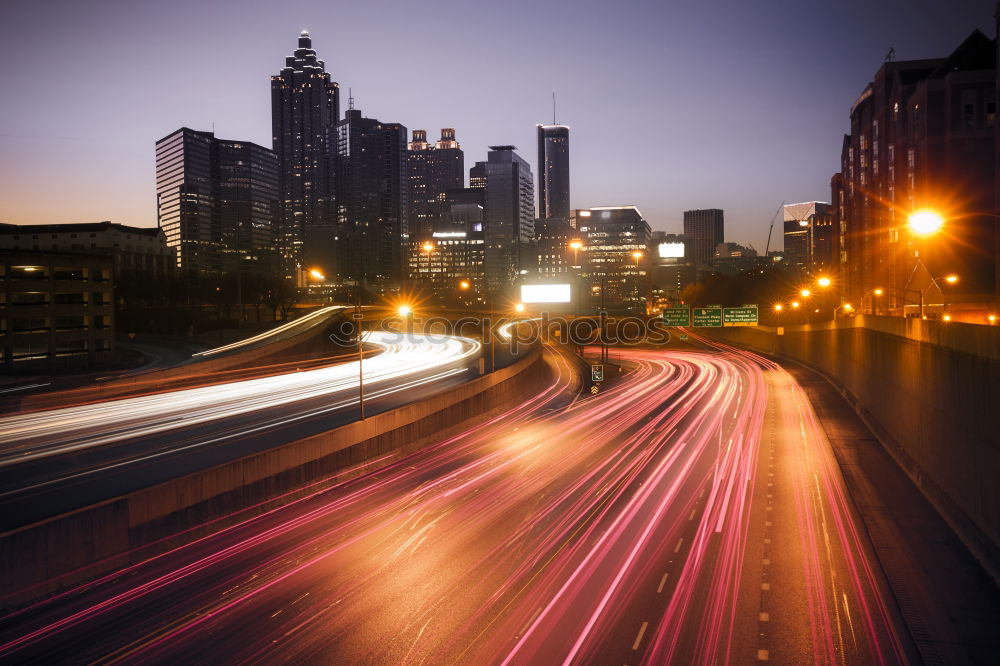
[791,301,800,309]
[817,276,831,288]
[514,303,525,314]
[908,210,944,236]
[800,288,811,298]
[309,268,325,281]
[773,304,783,312]
[458,279,471,290]
[398,304,412,317]
[944,274,958,284]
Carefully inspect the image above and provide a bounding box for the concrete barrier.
[709,316,1000,582]
[0,345,550,610]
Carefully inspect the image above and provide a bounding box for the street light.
[309,268,325,281]
[791,301,800,309]
[458,279,471,290]
[398,304,412,317]
[817,276,832,288]
[773,304,783,312]
[514,302,525,314]
[908,210,944,236]
[800,288,811,298]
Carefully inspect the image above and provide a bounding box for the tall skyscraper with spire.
[270,30,340,278]
[536,102,570,221]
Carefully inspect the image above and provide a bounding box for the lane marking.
[758,648,769,660]
[674,538,684,553]
[759,612,769,622]
[688,509,696,521]
[761,583,770,591]
[656,573,669,593]
[632,621,649,650]
[762,558,770,566]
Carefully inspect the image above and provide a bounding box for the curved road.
[0,340,915,664]
[0,331,482,531]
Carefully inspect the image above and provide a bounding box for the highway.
[0,338,918,664]
[0,330,482,531]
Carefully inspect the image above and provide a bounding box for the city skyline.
[0,0,993,250]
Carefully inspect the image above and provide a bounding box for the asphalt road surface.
[0,340,918,664]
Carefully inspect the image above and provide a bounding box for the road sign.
[723,305,759,326]
[661,307,690,326]
[678,334,689,340]
[591,364,604,382]
[590,384,600,395]
[692,307,723,327]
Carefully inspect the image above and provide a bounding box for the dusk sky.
[0,0,992,250]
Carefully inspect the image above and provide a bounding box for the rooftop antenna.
[885,46,895,62]
[348,87,355,110]
[552,90,557,125]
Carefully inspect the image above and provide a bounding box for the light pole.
[632,250,644,314]
[569,239,583,316]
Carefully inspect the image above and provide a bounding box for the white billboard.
[658,242,685,258]
[520,283,572,304]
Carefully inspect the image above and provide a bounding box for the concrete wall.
[0,346,550,610]
[710,316,1000,580]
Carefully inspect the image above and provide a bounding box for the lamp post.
[632,250,644,314]
[569,239,583,316]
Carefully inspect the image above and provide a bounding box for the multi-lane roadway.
[0,336,918,664]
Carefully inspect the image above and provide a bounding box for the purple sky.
[0,0,993,250]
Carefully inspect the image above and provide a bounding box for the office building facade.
[482,146,535,292]
[683,208,725,269]
[335,109,408,284]
[407,128,465,237]
[155,128,279,275]
[576,206,652,313]
[783,201,835,277]
[271,30,340,277]
[537,124,570,221]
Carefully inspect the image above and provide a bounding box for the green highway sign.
[661,307,691,326]
[692,307,723,327]
[723,305,759,326]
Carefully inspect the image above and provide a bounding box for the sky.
[0,0,994,250]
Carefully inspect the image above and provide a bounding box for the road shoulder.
[783,360,1000,665]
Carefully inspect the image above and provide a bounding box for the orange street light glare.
[632,251,643,260]
[309,269,325,280]
[943,314,952,321]
[422,243,435,252]
[817,276,831,288]
[800,288,811,298]
[908,210,944,236]
[773,304,783,312]
[944,274,958,284]
[569,240,583,250]
[874,288,884,296]
[989,314,997,323]
[398,305,412,317]
[514,303,525,313]
[842,303,853,312]
[791,301,800,309]
[458,280,471,290]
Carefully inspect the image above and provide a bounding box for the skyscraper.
[482,146,534,292]
[407,128,465,236]
[783,201,834,276]
[683,208,725,269]
[271,30,340,278]
[536,124,570,221]
[335,108,408,284]
[155,128,279,274]
[574,207,652,313]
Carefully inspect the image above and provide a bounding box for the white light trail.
[0,332,480,465]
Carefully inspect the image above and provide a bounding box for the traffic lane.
[0,356,479,531]
[0,348,580,663]
[0,349,733,663]
[0,348,912,664]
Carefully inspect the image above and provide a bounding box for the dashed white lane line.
[674,538,684,553]
[656,573,669,594]
[761,582,770,591]
[688,508,697,521]
[759,612,769,622]
[758,648,770,660]
[632,621,649,650]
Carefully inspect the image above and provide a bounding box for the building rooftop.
[0,222,162,237]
